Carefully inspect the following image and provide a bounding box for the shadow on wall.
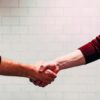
[0,0,19,7]
[0,0,19,17]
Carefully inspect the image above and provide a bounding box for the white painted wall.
[0,0,100,100]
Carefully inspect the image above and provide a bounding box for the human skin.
[31,50,86,86]
[39,50,85,73]
[31,35,100,87]
[54,50,86,71]
[0,57,56,87]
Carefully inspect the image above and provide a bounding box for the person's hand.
[29,62,57,87]
[29,61,60,87]
[30,69,56,87]
[39,61,60,74]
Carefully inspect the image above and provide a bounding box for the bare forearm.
[55,50,86,70]
[0,58,36,78]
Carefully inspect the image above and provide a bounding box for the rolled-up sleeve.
[79,35,100,64]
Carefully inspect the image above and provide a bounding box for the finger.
[29,79,37,84]
[34,80,40,84]
[33,81,48,87]
[45,77,55,84]
[44,64,58,73]
[47,73,56,79]
[47,64,56,70]
[34,82,43,87]
[29,77,37,82]
[39,82,47,87]
[45,69,57,78]
[33,80,47,87]
[47,64,59,74]
[33,80,42,86]
[48,77,55,82]
[55,66,59,73]
[40,82,50,87]
[45,74,56,82]
[31,80,38,86]
[42,84,48,87]
[29,78,40,85]
[39,63,56,73]
[43,75,55,84]
[42,81,52,87]
[39,65,48,73]
[30,78,47,87]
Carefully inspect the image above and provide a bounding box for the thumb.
[39,64,59,73]
[46,64,59,74]
[39,64,55,73]
[45,69,57,78]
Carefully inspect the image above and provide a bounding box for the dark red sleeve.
[79,35,100,64]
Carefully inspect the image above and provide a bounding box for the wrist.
[52,60,65,72]
[24,65,44,81]
[55,59,70,71]
[19,64,35,78]
[56,61,65,71]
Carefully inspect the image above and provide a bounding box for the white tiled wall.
[0,0,100,100]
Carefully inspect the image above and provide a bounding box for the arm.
[56,35,100,71]
[0,57,56,87]
[55,50,86,71]
[32,35,100,87]
[0,57,37,79]
[40,35,100,73]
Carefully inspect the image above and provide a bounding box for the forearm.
[55,50,86,70]
[54,35,100,71]
[0,57,36,79]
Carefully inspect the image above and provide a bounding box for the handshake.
[29,61,60,87]
[0,50,85,87]
[0,58,61,87]
[28,50,85,87]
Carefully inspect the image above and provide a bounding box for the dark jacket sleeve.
[79,35,100,64]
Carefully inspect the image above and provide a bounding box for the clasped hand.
[29,62,60,87]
